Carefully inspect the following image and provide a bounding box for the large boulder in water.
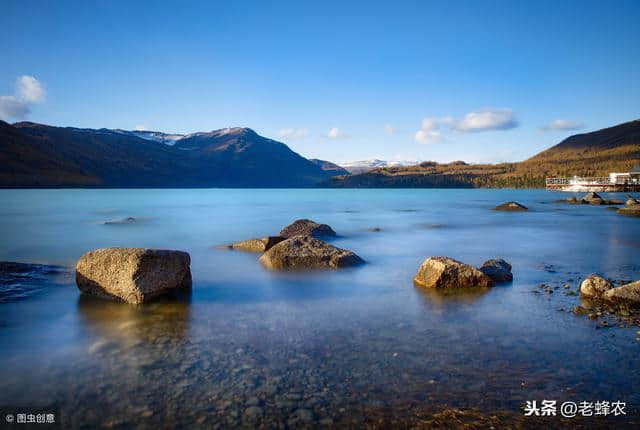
[230,236,286,252]
[76,248,192,304]
[603,280,640,306]
[414,257,494,289]
[259,236,363,270]
[479,258,513,282]
[626,197,639,206]
[580,274,613,299]
[279,219,336,239]
[494,202,528,212]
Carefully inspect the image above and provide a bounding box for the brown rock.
[579,274,613,298]
[603,280,640,306]
[279,219,337,239]
[582,192,602,202]
[414,257,494,289]
[617,206,640,217]
[567,196,587,205]
[479,258,513,282]
[259,236,363,270]
[494,202,528,212]
[231,236,286,252]
[76,248,192,304]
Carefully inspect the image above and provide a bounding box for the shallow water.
[0,189,639,428]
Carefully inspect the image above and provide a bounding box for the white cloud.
[0,75,46,120]
[327,127,348,139]
[0,96,30,119]
[414,116,453,144]
[540,119,585,131]
[384,124,395,135]
[415,129,444,144]
[414,109,517,145]
[452,109,517,132]
[17,76,46,103]
[134,124,149,131]
[278,128,309,139]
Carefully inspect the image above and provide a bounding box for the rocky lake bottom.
[0,188,639,429]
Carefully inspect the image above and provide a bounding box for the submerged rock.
[259,236,363,270]
[567,196,586,205]
[603,281,640,306]
[76,248,192,304]
[479,258,513,282]
[617,206,640,217]
[494,202,528,212]
[588,198,606,205]
[413,257,493,289]
[229,236,286,253]
[580,274,613,299]
[279,219,337,239]
[104,216,137,225]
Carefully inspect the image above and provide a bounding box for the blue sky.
[2,0,639,163]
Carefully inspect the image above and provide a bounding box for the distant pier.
[546,170,640,192]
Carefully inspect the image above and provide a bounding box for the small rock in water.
[478,258,513,282]
[494,201,528,212]
[259,236,364,270]
[104,216,137,225]
[228,236,286,253]
[573,305,588,315]
[279,219,337,239]
[603,280,640,306]
[580,274,613,299]
[413,257,493,288]
[292,408,313,422]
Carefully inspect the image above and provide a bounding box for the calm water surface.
[0,189,639,428]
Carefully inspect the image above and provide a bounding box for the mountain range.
[324,119,640,188]
[0,122,334,187]
[1,119,639,188]
[337,159,418,174]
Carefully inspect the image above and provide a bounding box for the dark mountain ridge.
[0,122,330,188]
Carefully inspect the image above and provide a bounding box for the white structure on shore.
[546,166,640,192]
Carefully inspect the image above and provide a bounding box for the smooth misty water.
[0,188,639,428]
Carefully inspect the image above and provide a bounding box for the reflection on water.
[77,292,192,345]
[0,189,639,427]
[414,285,492,306]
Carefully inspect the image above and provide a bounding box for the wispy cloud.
[278,128,309,139]
[0,75,46,120]
[415,118,445,144]
[327,127,348,139]
[414,108,517,144]
[452,109,518,132]
[415,129,444,144]
[540,119,585,131]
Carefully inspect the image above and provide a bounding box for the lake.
[0,188,639,428]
